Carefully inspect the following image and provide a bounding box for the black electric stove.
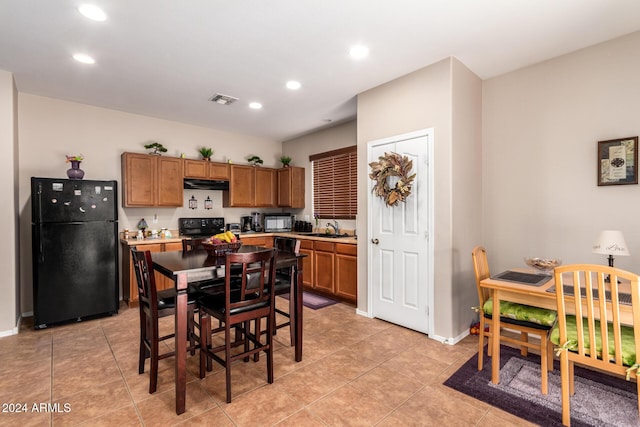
[178,217,225,238]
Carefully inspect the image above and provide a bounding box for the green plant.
[198,147,213,160]
[247,155,264,166]
[144,142,167,155]
[280,155,292,166]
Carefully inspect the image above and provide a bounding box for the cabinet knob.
[371,238,379,245]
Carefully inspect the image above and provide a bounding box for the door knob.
[371,238,379,244]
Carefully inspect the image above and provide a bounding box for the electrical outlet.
[153,214,158,224]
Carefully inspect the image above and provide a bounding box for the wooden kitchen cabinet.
[313,241,335,294]
[121,152,183,207]
[121,240,183,306]
[223,165,255,207]
[184,159,230,180]
[239,235,273,247]
[299,239,314,288]
[335,243,357,301]
[223,165,277,207]
[255,167,276,207]
[277,166,305,208]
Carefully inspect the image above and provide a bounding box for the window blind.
[310,146,357,220]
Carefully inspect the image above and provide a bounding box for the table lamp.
[592,230,630,268]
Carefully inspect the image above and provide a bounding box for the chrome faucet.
[326,221,339,235]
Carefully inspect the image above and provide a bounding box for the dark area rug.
[279,291,338,310]
[444,346,639,427]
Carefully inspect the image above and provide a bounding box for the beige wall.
[451,59,483,337]
[357,57,482,340]
[17,94,282,314]
[0,70,19,334]
[483,31,640,276]
[282,120,357,231]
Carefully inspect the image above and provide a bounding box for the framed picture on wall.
[597,136,638,186]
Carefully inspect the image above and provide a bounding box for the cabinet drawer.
[336,243,356,256]
[314,241,335,252]
[299,239,314,250]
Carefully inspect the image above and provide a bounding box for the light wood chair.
[472,245,556,394]
[552,264,640,426]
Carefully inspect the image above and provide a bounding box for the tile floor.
[0,298,536,426]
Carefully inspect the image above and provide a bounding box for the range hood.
[183,179,229,190]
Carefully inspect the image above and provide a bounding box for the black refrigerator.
[31,177,119,328]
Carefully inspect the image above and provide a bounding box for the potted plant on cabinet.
[198,147,213,161]
[247,155,264,166]
[280,155,292,167]
[144,142,167,155]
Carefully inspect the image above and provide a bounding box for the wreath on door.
[369,152,416,207]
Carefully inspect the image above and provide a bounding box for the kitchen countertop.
[120,231,357,246]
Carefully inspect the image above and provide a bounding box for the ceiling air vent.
[209,93,239,105]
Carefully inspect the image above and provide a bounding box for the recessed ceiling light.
[73,53,96,64]
[349,45,369,60]
[249,102,262,110]
[286,80,301,90]
[78,4,107,21]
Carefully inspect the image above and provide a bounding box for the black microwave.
[263,214,292,232]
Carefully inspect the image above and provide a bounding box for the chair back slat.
[554,264,640,368]
[225,249,276,314]
[471,246,491,306]
[182,237,207,252]
[131,248,160,316]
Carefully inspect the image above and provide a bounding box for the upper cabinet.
[255,167,277,207]
[121,152,183,207]
[183,159,230,180]
[277,166,305,208]
[223,164,255,207]
[223,165,286,208]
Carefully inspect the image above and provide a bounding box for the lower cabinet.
[239,235,274,247]
[313,241,335,294]
[335,243,357,301]
[299,240,314,288]
[304,239,357,303]
[121,241,183,306]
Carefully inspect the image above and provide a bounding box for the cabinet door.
[209,162,230,180]
[313,241,335,293]
[299,240,314,288]
[224,165,255,207]
[122,153,155,207]
[278,167,305,208]
[156,157,183,206]
[335,244,357,302]
[240,236,273,247]
[255,168,276,207]
[157,242,184,290]
[183,160,208,178]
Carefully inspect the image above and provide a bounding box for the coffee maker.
[241,216,253,232]
[251,212,263,232]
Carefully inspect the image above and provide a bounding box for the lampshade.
[592,230,630,256]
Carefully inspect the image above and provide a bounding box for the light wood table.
[480,270,634,386]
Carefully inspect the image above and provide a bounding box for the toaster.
[226,223,242,233]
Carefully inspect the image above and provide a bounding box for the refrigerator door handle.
[38,223,45,263]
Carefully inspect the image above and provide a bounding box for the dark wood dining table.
[151,245,306,415]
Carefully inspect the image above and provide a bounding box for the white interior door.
[368,129,433,334]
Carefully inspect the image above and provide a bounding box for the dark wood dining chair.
[131,247,200,393]
[472,245,557,394]
[272,236,301,345]
[197,248,277,403]
[552,264,640,426]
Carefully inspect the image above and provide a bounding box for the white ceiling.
[2,1,640,141]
